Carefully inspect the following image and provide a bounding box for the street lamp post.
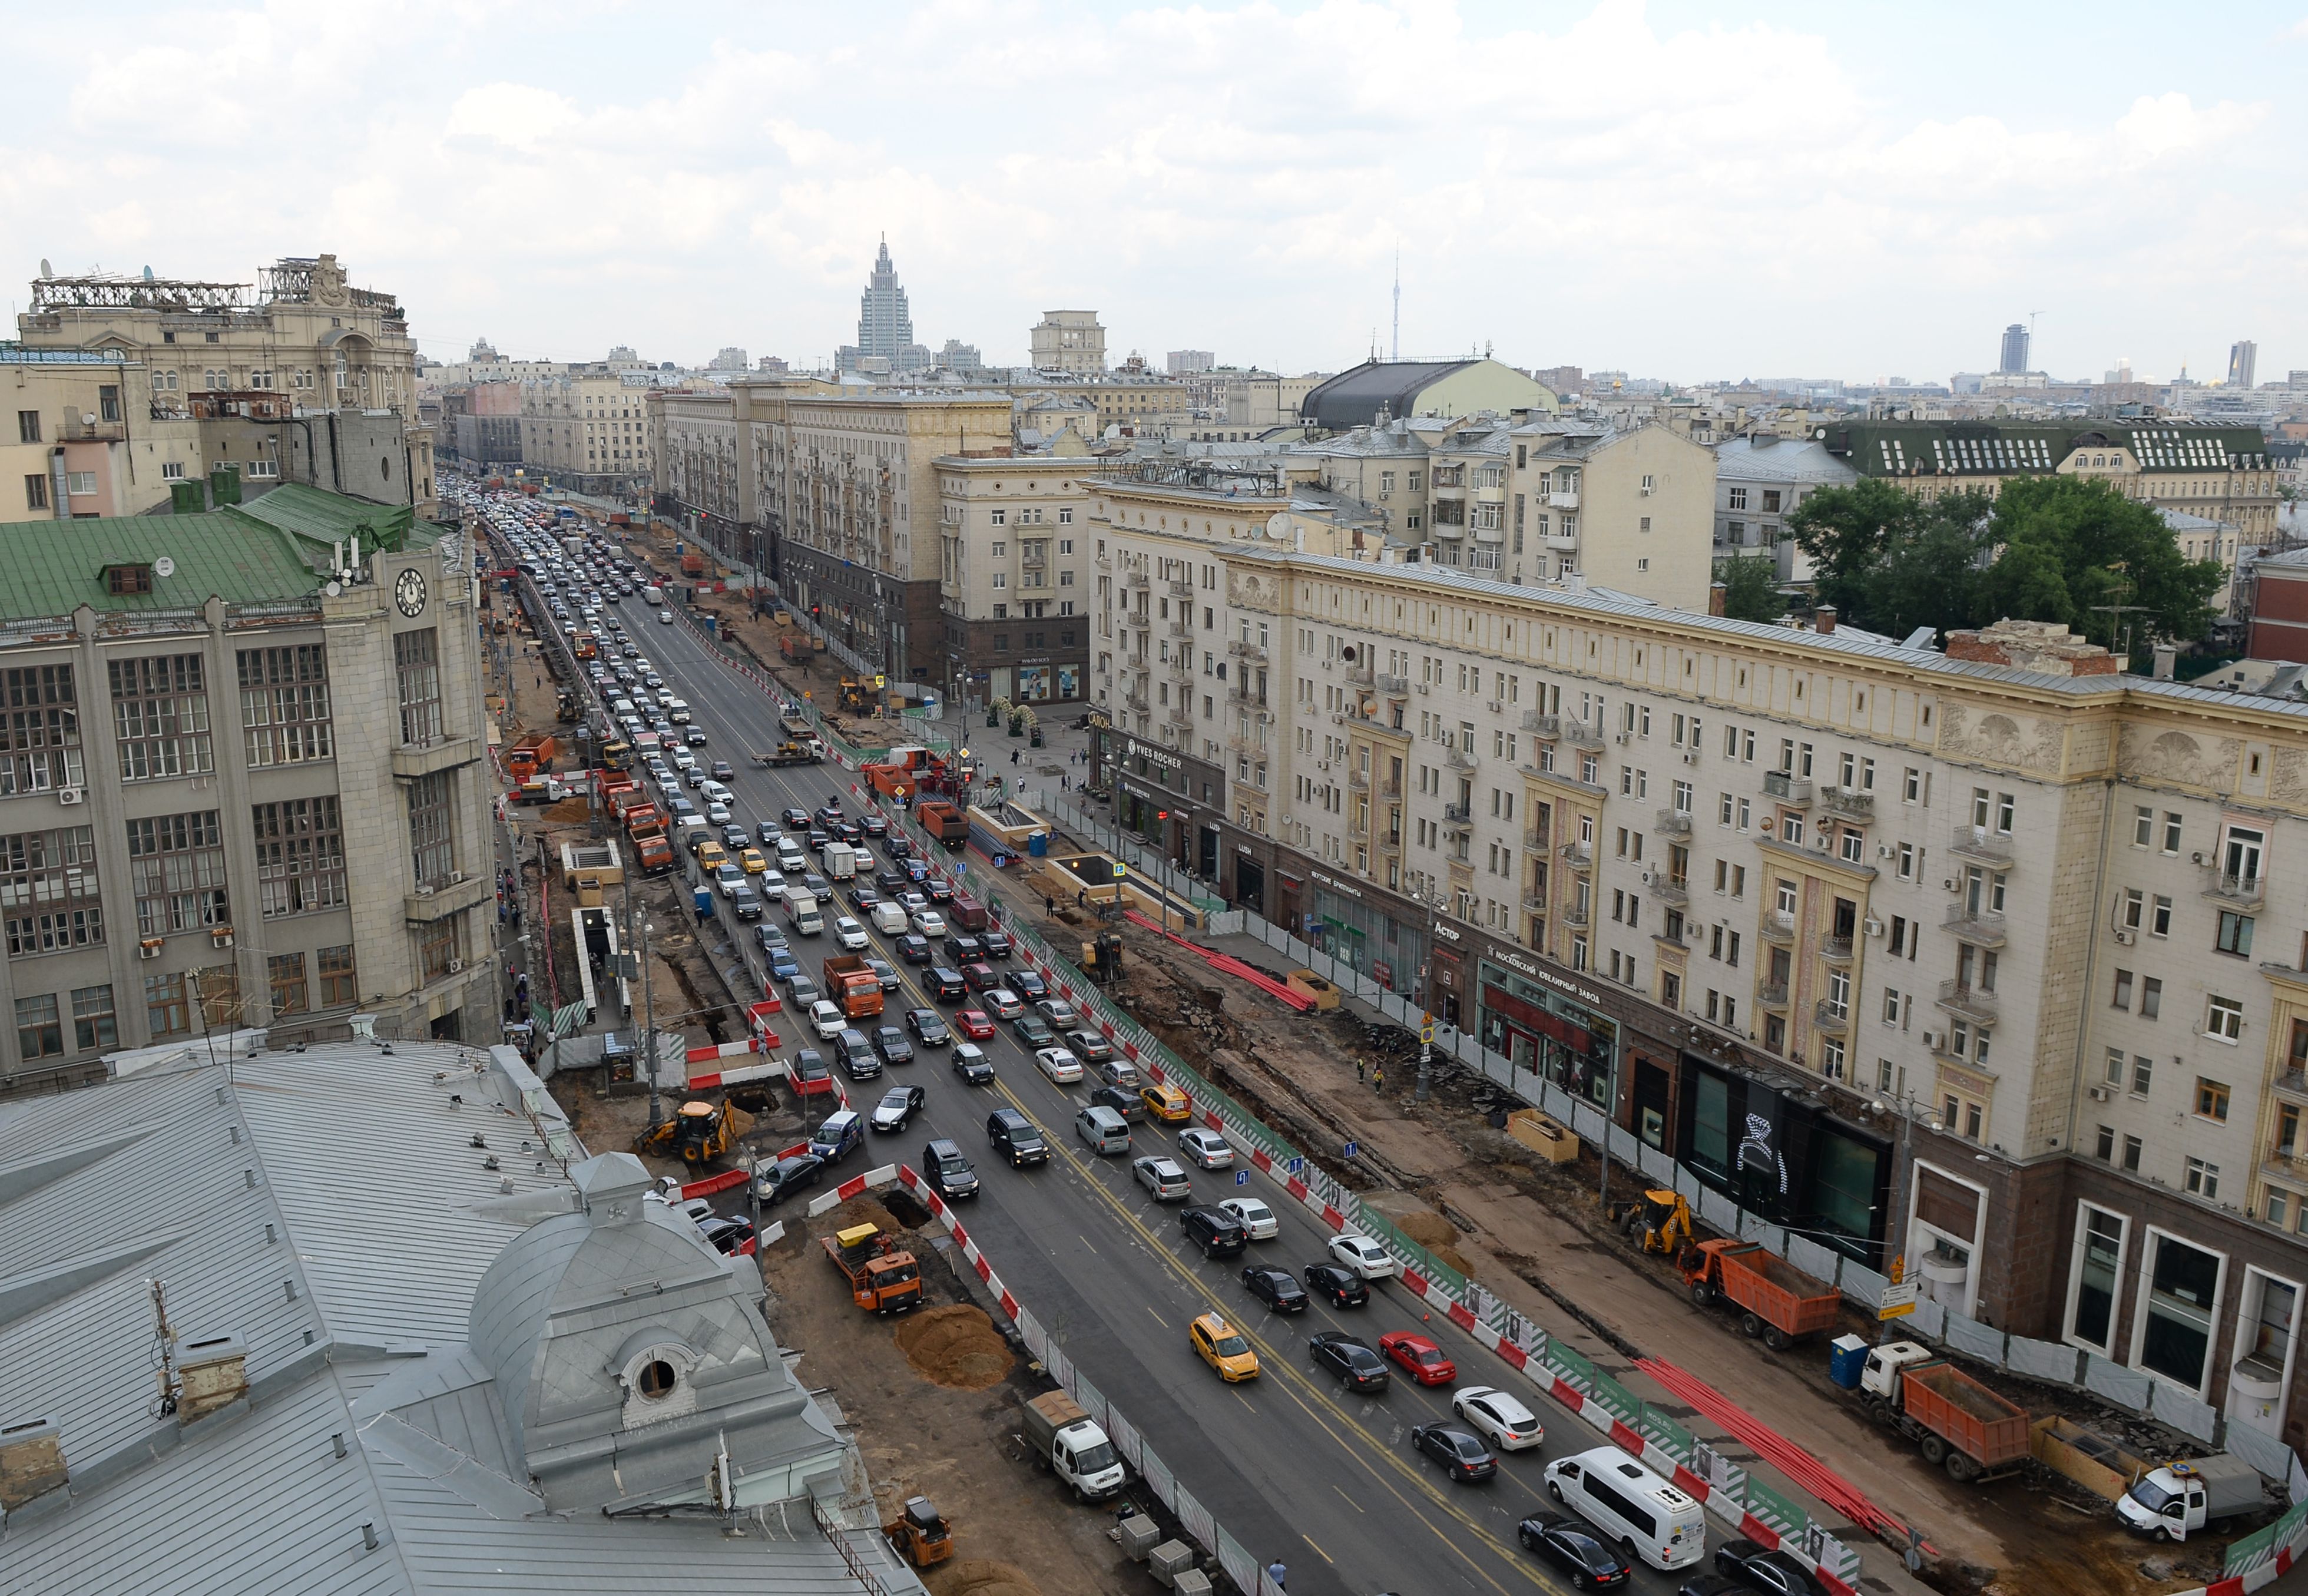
[1412,883,1446,1104]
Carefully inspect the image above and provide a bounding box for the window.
[2124,1134,2143,1172]
[128,812,229,936]
[1727,486,1748,511]
[393,630,443,744]
[108,655,212,782]
[2112,969,2133,1009]
[267,952,308,1017]
[14,993,61,1060]
[317,944,357,1007]
[2150,895,2172,938]
[144,971,190,1038]
[2133,1054,2155,1095]
[2133,806,2154,847]
[24,473,47,512]
[2196,1078,2230,1122]
[2121,889,2144,929]
[70,984,114,1051]
[252,797,346,916]
[2143,969,2164,1014]
[2069,1206,2125,1352]
[0,825,102,956]
[0,665,82,796]
[65,472,95,498]
[238,645,333,766]
[2163,813,2183,854]
[407,771,455,888]
[195,963,241,1029]
[15,411,38,444]
[418,914,462,981]
[2184,1158,2220,1201]
[2216,910,2254,957]
[2206,995,2243,1042]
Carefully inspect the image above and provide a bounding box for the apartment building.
[1029,310,1107,375]
[1711,433,1859,585]
[934,455,1095,706]
[1012,372,1190,436]
[6,349,205,522]
[1090,532,2308,1451]
[0,486,493,1097]
[518,369,655,495]
[1823,418,2281,540]
[15,253,433,515]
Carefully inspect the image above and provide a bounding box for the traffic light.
[810,603,822,619]
[1156,810,1170,822]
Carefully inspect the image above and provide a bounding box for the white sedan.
[1452,1385,1544,1451]
[809,1000,849,1040]
[910,908,946,939]
[1177,1127,1234,1170]
[1033,1047,1084,1084]
[1327,1233,1396,1280]
[832,916,869,951]
[1218,1197,1278,1240]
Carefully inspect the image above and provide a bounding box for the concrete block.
[1173,1572,1213,1596]
[1150,1539,1195,1585]
[1120,1515,1160,1561]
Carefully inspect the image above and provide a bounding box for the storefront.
[1304,869,1423,999]
[1108,733,1223,865]
[1676,1051,1892,1266]
[1475,955,1620,1114]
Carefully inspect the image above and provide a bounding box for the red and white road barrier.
[804,1163,903,1218]
[684,1038,763,1068]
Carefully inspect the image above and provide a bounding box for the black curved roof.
[1300,359,1478,431]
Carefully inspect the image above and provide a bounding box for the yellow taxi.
[694,840,729,873]
[738,847,770,875]
[1141,1081,1193,1123]
[1188,1312,1259,1382]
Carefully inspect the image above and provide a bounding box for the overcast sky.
[5,1,2303,385]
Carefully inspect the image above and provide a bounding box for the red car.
[962,961,1003,992]
[1378,1330,1457,1386]
[955,1009,996,1040]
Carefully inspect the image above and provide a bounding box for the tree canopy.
[1712,556,1787,624]
[1786,475,2226,657]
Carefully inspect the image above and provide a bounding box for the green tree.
[1978,476,2226,654]
[1786,478,1924,625]
[1786,482,1992,637]
[1711,556,1786,624]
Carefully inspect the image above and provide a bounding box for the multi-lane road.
[589,590,1764,1596]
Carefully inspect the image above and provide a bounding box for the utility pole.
[635,866,661,1130]
[1415,883,1441,1102]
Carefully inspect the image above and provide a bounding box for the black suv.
[1179,1205,1249,1257]
[922,1137,980,1200]
[927,965,968,1001]
[1088,1083,1142,1123]
[980,928,1014,959]
[986,1108,1048,1167]
[835,1028,881,1079]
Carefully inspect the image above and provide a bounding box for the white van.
[870,900,909,936]
[1540,1447,1706,1572]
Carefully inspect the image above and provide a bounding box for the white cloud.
[0,0,2289,379]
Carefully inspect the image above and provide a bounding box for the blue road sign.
[1343,1141,1359,1158]
[1234,1170,1249,1187]
[1286,1157,1304,1175]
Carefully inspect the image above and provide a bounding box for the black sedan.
[697,1215,757,1257]
[864,956,900,992]
[1241,1265,1310,1313]
[860,814,888,837]
[1518,1511,1631,1590]
[1713,1542,1822,1596]
[980,928,1014,958]
[781,806,812,830]
[872,1027,916,1066]
[927,965,969,1001]
[883,834,914,859]
[869,1084,926,1133]
[756,1153,827,1206]
[906,1008,952,1046]
[923,878,953,903]
[875,867,909,893]
[1307,1332,1389,1393]
[1410,1423,1497,1483]
[849,883,882,911]
[895,933,933,964]
[1304,1263,1370,1308]
[1009,968,1048,1000]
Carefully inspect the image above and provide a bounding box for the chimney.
[1944,618,2118,678]
[176,1333,249,1423]
[2153,644,2177,681]
[1708,582,1727,617]
[0,1418,67,1509]
[1814,606,1837,634]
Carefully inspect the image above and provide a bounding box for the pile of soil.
[928,1559,1041,1596]
[542,796,592,824]
[895,1305,1014,1391]
[833,1196,905,1236]
[1395,1210,1475,1277]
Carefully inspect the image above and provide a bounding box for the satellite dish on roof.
[325,580,342,598]
[38,259,51,279]
[153,556,175,578]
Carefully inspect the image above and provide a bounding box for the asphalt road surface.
[573,592,1752,1596]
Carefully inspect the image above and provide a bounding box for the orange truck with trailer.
[917,800,969,847]
[1682,1239,1842,1350]
[822,954,884,1019]
[1849,1340,2032,1482]
[622,805,674,876]
[507,733,557,782]
[779,633,824,665]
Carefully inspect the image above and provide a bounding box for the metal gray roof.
[1300,359,1479,430]
[1712,435,1859,486]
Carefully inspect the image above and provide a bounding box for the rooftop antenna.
[1391,243,1400,363]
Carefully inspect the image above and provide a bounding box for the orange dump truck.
[623,804,674,876]
[822,1223,922,1314]
[779,633,824,664]
[1850,1340,2031,1482]
[823,954,884,1019]
[917,800,969,847]
[507,733,557,782]
[1683,1239,1841,1350]
[679,552,706,577]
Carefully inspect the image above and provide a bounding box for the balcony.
[1813,1000,1851,1035]
[1558,841,1592,870]
[1821,935,1855,963]
[1446,746,1477,771]
[1524,827,1551,852]
[1226,731,1257,757]
[2274,1069,2308,1106]
[392,732,484,780]
[1943,900,2008,946]
[1563,721,1605,749]
[1651,875,1689,906]
[1348,768,1369,790]
[1094,551,1112,570]
[1345,663,1375,688]
[1654,809,1691,837]
[1821,787,1875,822]
[1377,673,1410,696]
[1761,909,1796,941]
[1763,772,1813,806]
[1127,570,1150,590]
[1547,491,1581,510]
[405,872,491,924]
[62,416,127,442]
[1948,826,2014,866]
[1936,979,2000,1025]
[1442,804,1473,835]
[1523,711,1560,737]
[1168,580,1194,598]
[1757,982,1790,1009]
[1227,638,1267,663]
[1377,779,1402,799]
[1167,620,1194,639]
[1561,904,1590,929]
[1541,531,1581,551]
[1524,890,1550,914]
[2204,870,2266,908]
[1125,693,1150,714]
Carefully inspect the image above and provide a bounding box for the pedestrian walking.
[1045,895,1058,918]
[1011,748,1020,766]
[1356,1056,1366,1084]
[1265,1559,1287,1591]
[1373,1065,1384,1093]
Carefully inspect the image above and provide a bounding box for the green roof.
[1824,420,2271,479]
[226,481,421,552]
[0,512,323,620]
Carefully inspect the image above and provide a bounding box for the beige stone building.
[1092,534,2308,1455]
[1029,310,1107,375]
[519,369,656,496]
[935,451,1097,705]
[6,349,205,523]
[14,254,434,514]
[0,486,493,1097]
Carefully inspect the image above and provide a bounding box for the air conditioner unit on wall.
[1864,917,1885,937]
[2114,928,2136,945]
[1922,1029,1945,1051]
[2087,1085,2111,1102]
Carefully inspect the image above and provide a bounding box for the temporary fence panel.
[1140,1446,1177,1509]
[1638,1143,1678,1185]
[1174,1486,1217,1555]
[1571,1101,1608,1147]
[1104,1406,1145,1472]
[1215,1529,1260,1595]
[1785,1235,1844,1292]
[1045,1344,1074,1395]
[1743,1476,1805,1539]
[1747,1220,1788,1258]
[2005,1335,2084,1388]
[1072,1373,1110,1431]
[1698,1187,1742,1236]
[2083,1354,2157,1413]
[1944,1313,2008,1368]
[1588,1369,1640,1426]
[2225,1418,2297,1489]
[1607,1122,1643,1164]
[1838,1261,1889,1313]
[1906,1297,1946,1342]
[2149,1382,2221,1444]
[1015,1307,1048,1361]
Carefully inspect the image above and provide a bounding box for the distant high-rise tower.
[1998,323,2029,375]
[1030,311,1107,375]
[2228,340,2258,390]
[857,237,915,363]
